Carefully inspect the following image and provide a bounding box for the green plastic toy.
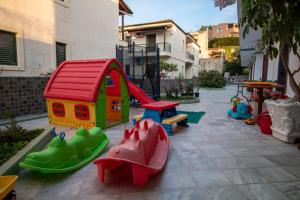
[19,127,109,173]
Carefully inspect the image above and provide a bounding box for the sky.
[124,0,238,32]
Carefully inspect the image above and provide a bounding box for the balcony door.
[146,34,156,52]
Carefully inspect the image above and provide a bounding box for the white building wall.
[267,57,279,82]
[286,50,300,97]
[252,53,263,80]
[167,26,186,78]
[0,0,119,77]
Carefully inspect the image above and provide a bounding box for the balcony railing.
[186,52,194,61]
[134,42,172,53]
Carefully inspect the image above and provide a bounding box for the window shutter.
[56,42,66,66]
[0,30,17,66]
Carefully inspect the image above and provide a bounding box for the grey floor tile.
[238,156,277,168]
[238,184,290,200]
[272,181,300,200]
[121,191,161,200]
[283,166,300,178]
[160,189,206,200]
[223,169,266,184]
[191,170,233,187]
[159,172,197,189]
[264,154,300,166]
[213,157,247,169]
[203,186,249,200]
[226,147,257,156]
[256,167,298,182]
[201,147,232,158]
[182,158,218,170]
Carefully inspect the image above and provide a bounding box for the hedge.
[209,37,240,48]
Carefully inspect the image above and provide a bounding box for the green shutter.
[56,42,66,66]
[0,30,17,66]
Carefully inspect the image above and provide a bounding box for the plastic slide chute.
[93,119,169,187]
[19,128,109,173]
[127,80,155,105]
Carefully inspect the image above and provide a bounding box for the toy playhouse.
[44,59,130,129]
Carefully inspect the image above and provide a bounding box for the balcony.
[134,42,171,53]
[185,52,194,64]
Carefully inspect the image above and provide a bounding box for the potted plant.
[242,1,300,143]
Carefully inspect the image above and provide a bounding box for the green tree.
[241,0,300,101]
[160,61,178,79]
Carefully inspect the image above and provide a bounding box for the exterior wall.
[0,77,49,119]
[199,57,225,73]
[192,30,210,59]
[237,0,262,68]
[47,98,96,129]
[0,0,119,77]
[168,25,186,78]
[186,41,200,78]
[252,53,264,80]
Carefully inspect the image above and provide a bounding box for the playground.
[12,86,300,200]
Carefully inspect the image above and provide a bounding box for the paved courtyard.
[15,86,300,200]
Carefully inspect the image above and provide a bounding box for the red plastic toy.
[93,119,169,187]
[256,111,272,135]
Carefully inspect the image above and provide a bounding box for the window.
[112,100,121,111]
[74,105,89,120]
[52,103,65,117]
[0,30,17,66]
[217,28,223,33]
[228,24,234,28]
[56,42,66,66]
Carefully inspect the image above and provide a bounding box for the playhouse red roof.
[44,59,127,102]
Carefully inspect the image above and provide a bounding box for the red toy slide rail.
[127,80,155,105]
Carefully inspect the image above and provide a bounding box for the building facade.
[208,23,239,40]
[0,0,132,77]
[0,0,132,119]
[237,0,300,98]
[123,20,200,79]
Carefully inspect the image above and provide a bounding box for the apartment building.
[0,0,132,77]
[208,23,239,40]
[123,19,200,79]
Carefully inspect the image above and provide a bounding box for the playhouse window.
[75,105,89,120]
[52,103,65,117]
[112,100,121,111]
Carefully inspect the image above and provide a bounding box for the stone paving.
[15,86,300,200]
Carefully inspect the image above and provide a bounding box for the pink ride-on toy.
[93,119,169,187]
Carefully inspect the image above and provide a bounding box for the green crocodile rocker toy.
[19,127,109,173]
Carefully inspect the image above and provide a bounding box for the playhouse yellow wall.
[47,98,96,129]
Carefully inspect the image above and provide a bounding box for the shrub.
[0,116,44,165]
[224,60,243,75]
[198,70,226,88]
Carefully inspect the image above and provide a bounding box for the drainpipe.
[121,14,125,41]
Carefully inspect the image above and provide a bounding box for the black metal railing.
[186,52,194,61]
[134,42,171,53]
